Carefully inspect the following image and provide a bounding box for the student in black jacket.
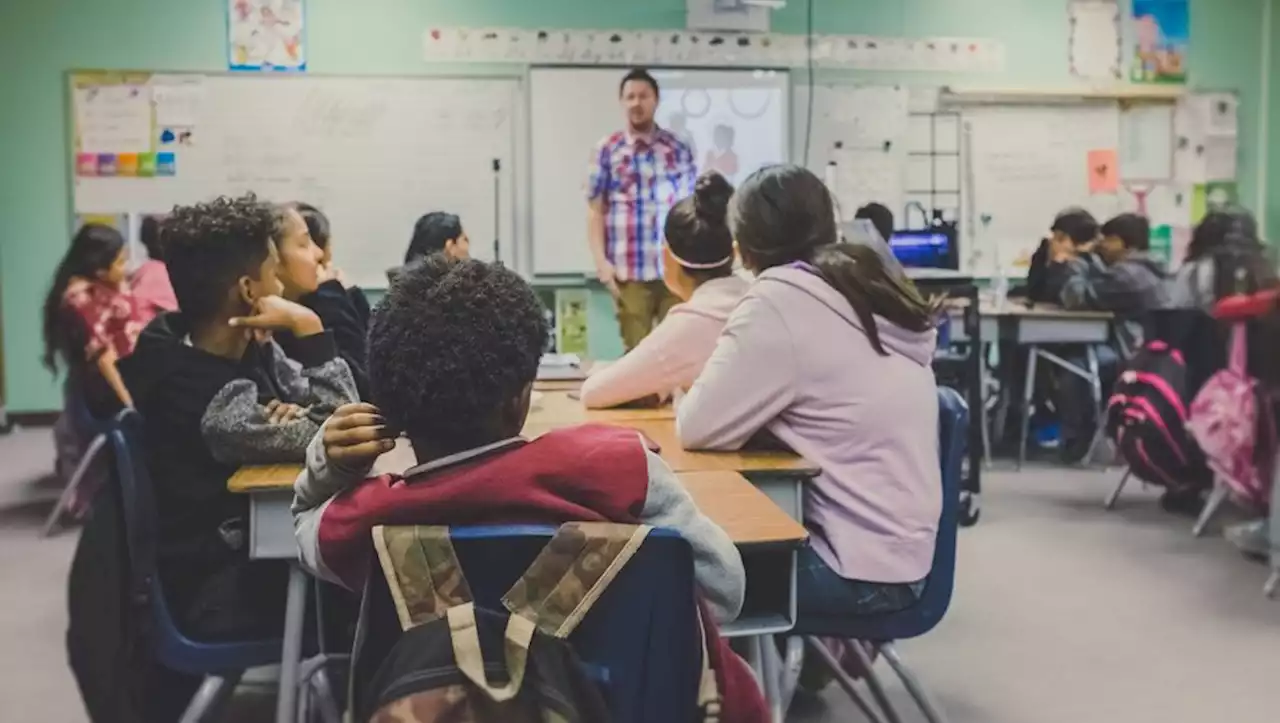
[118,194,358,641]
[274,202,372,398]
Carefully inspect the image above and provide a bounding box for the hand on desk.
[324,403,398,469]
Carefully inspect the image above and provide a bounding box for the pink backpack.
[1187,324,1275,508]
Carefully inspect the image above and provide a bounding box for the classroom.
[1,0,1279,721]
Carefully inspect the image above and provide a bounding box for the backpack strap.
[694,609,722,723]
[502,522,652,638]
[445,603,536,703]
[1229,322,1248,373]
[371,525,473,631]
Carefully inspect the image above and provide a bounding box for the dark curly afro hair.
[162,194,278,325]
[368,255,549,450]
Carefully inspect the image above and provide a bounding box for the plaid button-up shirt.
[586,127,697,282]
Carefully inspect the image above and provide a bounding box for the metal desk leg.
[760,636,784,723]
[979,345,993,469]
[1268,452,1280,599]
[1083,345,1104,463]
[275,563,309,723]
[1018,346,1039,470]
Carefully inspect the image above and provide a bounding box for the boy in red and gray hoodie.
[291,255,767,722]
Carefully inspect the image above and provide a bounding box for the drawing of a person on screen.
[703,124,739,180]
[667,112,698,161]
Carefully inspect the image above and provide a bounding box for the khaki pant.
[615,280,679,351]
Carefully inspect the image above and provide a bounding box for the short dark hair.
[854,203,895,243]
[162,194,276,326]
[405,212,463,264]
[1100,213,1150,251]
[290,202,331,250]
[140,215,165,261]
[368,256,549,450]
[619,68,659,98]
[1051,208,1100,245]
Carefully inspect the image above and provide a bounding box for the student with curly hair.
[292,255,768,722]
[118,193,358,641]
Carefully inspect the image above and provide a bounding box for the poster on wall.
[228,0,307,71]
[1130,0,1187,84]
[1068,0,1122,80]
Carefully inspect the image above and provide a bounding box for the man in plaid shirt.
[586,68,698,350]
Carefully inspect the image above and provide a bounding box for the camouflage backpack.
[355,522,721,723]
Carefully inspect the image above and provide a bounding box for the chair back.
[108,410,279,674]
[794,385,967,640]
[354,525,704,723]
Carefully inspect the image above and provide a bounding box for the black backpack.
[353,523,720,723]
[1105,339,1211,492]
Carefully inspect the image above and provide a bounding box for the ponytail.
[810,243,935,356]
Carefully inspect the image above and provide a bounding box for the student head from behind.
[1098,213,1151,266]
[1048,207,1100,262]
[854,202,895,243]
[662,171,735,301]
[162,194,285,332]
[139,215,165,262]
[271,204,325,301]
[731,164,934,356]
[368,256,549,459]
[405,211,469,265]
[41,223,128,372]
[1186,207,1276,298]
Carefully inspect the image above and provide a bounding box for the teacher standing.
[586,68,698,350]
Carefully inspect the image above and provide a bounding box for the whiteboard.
[72,74,523,288]
[962,104,1122,276]
[529,67,789,275]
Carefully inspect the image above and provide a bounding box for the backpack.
[355,523,721,723]
[1187,323,1277,508]
[1105,340,1211,491]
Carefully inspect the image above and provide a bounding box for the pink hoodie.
[677,266,941,583]
[581,275,750,409]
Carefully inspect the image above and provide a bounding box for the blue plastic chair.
[43,381,114,536]
[109,410,281,722]
[353,525,705,723]
[790,385,968,723]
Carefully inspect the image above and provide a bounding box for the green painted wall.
[0,0,1267,412]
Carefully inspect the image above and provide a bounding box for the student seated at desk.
[677,164,942,619]
[1020,207,1100,303]
[291,255,767,722]
[276,202,373,399]
[1169,208,1276,310]
[43,224,142,513]
[1045,213,1169,462]
[581,172,748,408]
[118,194,358,640]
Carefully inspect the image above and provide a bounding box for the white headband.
[668,248,734,269]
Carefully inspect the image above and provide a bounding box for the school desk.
[946,301,1115,468]
[228,465,808,723]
